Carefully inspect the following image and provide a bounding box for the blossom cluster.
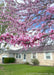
[0,29,54,49]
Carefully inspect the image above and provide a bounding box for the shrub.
[4,57,15,63]
[24,62,30,65]
[31,58,39,65]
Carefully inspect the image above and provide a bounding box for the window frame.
[24,54,26,60]
[18,54,22,59]
[16,53,22,59]
[16,53,18,58]
[44,52,52,60]
[31,53,37,59]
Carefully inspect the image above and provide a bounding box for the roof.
[8,45,54,54]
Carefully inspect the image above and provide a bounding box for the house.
[0,45,54,66]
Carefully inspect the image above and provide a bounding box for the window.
[16,54,21,59]
[31,53,36,59]
[24,54,26,59]
[18,54,21,58]
[16,53,18,58]
[45,52,52,60]
[33,53,36,58]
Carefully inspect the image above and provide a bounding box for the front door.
[23,54,26,62]
[2,57,4,63]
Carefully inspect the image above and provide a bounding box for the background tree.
[0,0,54,49]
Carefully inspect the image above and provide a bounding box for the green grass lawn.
[0,64,54,75]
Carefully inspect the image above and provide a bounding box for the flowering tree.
[0,0,54,49]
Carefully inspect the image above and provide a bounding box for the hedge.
[4,57,15,63]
